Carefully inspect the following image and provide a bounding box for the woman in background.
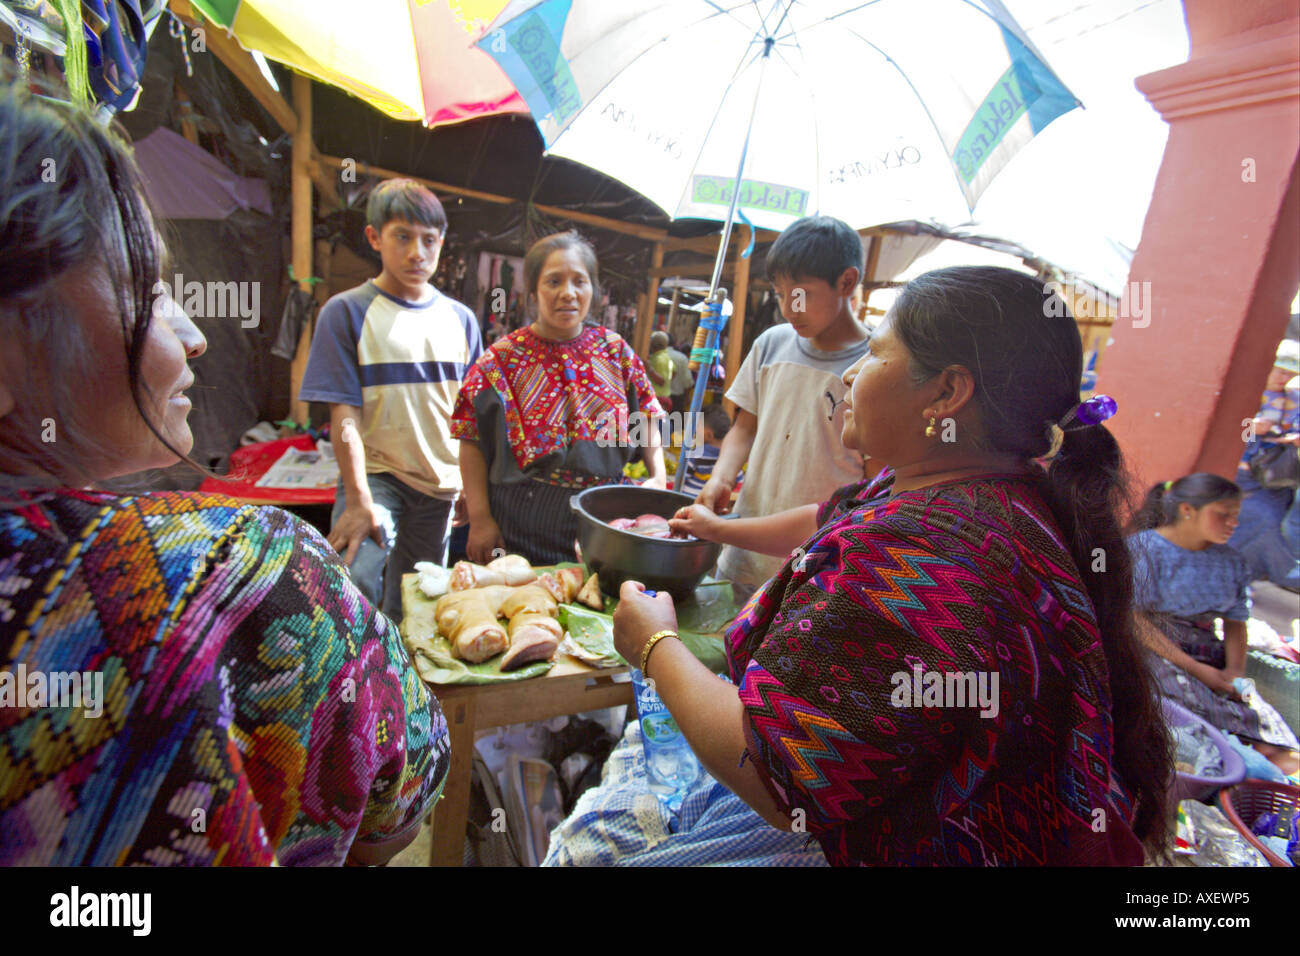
[552,267,1170,866]
[0,88,447,866]
[454,231,666,566]
[1129,475,1299,769]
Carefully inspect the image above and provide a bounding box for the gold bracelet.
[640,629,679,674]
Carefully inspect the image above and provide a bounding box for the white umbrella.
[482,0,1077,230]
[479,0,1079,486]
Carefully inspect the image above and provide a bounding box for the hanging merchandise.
[476,250,525,331]
[0,3,69,55]
[272,286,319,362]
[165,6,190,76]
[82,0,147,110]
[1,1,168,113]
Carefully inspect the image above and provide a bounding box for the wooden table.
[401,574,636,867]
[425,656,635,866]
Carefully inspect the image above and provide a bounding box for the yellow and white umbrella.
[187,0,526,126]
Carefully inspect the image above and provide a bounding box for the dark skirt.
[1146,616,1296,748]
[488,476,616,567]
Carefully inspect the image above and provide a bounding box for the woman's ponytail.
[1039,425,1171,852]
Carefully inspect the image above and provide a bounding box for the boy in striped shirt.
[300,180,482,621]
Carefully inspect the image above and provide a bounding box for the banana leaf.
[400,572,738,685]
[559,579,735,674]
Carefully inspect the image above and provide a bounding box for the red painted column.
[1097,0,1300,489]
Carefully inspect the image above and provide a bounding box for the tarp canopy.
[134,126,272,219]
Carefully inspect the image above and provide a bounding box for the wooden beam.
[635,243,664,358]
[860,234,883,319]
[318,154,511,206]
[724,233,750,394]
[647,263,737,281]
[181,7,297,134]
[660,228,780,255]
[289,73,314,426]
[174,81,199,145]
[316,154,667,242]
[304,157,341,211]
[531,201,667,243]
[863,233,882,285]
[172,1,339,207]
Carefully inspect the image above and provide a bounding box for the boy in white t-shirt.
[695,216,872,603]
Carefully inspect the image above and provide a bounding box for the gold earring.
[925,416,937,438]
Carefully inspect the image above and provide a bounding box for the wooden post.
[175,81,199,145]
[861,233,882,319]
[289,73,314,426]
[634,242,663,357]
[723,227,751,395]
[666,286,682,344]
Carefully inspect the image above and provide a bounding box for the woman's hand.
[466,515,506,564]
[1191,661,1242,700]
[669,503,727,542]
[612,580,678,666]
[641,474,668,490]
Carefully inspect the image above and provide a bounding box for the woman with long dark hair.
[1129,475,1298,766]
[578,266,1170,866]
[0,88,448,866]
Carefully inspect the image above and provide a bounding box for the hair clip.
[1060,394,1117,431]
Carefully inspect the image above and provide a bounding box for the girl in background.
[1128,475,1299,770]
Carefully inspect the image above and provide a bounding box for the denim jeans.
[331,473,453,623]
[1283,493,1300,585]
[1228,468,1299,587]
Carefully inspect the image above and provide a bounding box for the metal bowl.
[571,485,722,602]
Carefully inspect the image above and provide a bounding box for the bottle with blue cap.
[629,590,703,813]
[630,667,701,814]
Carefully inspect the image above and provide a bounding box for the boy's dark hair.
[891,265,1170,855]
[764,215,864,287]
[1130,473,1241,532]
[366,178,447,234]
[702,404,731,442]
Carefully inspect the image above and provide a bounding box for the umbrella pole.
[673,38,774,494]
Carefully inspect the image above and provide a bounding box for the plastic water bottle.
[630,668,701,813]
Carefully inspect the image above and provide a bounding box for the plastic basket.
[1217,780,1300,867]
[1162,699,1246,803]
